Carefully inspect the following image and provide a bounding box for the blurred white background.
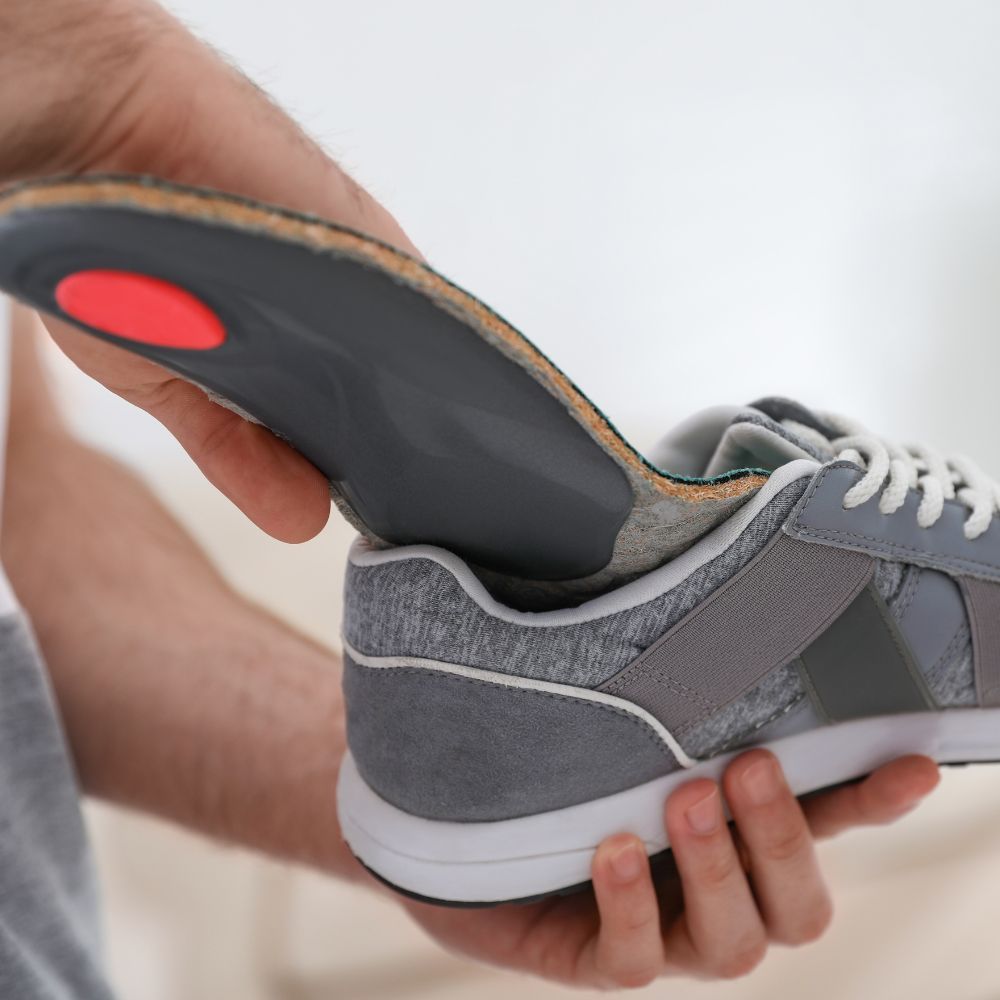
[38,0,1000,996]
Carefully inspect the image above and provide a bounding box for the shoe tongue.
[646,397,834,478]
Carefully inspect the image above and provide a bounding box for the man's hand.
[0,0,421,541]
[408,752,938,988]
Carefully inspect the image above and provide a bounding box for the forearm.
[2,336,359,878]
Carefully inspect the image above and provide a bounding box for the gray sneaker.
[1,179,995,908]
[338,399,1000,905]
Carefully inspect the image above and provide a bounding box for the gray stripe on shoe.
[598,534,874,733]
[797,586,935,722]
[894,568,967,674]
[959,577,1000,707]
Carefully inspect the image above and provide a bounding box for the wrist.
[0,0,166,185]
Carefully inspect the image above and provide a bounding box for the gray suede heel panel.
[0,612,109,998]
[924,627,976,706]
[343,656,678,822]
[343,480,809,689]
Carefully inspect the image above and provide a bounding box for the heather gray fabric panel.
[676,663,805,759]
[960,577,1000,707]
[343,656,678,822]
[599,534,873,733]
[787,462,1000,582]
[748,695,825,745]
[925,627,976,707]
[0,612,112,1000]
[343,480,809,688]
[797,587,934,722]
[874,559,906,604]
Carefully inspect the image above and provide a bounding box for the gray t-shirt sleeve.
[0,611,114,1000]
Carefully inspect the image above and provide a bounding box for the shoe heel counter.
[342,650,679,823]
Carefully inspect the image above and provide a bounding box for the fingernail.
[685,787,720,835]
[609,842,643,883]
[741,757,780,807]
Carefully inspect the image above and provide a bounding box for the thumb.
[43,315,331,543]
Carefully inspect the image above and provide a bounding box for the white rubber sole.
[337,708,1000,905]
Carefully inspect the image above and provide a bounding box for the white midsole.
[337,708,1000,903]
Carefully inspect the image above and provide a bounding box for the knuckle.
[761,824,810,864]
[622,909,658,935]
[130,375,183,415]
[698,853,741,892]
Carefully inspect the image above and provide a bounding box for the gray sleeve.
[0,611,114,1000]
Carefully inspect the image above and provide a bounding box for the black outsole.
[358,758,997,908]
[358,850,679,910]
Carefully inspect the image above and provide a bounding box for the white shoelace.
[783,417,1000,540]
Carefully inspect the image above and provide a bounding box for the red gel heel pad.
[55,270,226,350]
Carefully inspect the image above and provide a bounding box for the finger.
[585,834,664,989]
[138,375,332,543]
[43,318,331,543]
[662,780,767,980]
[801,755,939,840]
[723,751,833,945]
